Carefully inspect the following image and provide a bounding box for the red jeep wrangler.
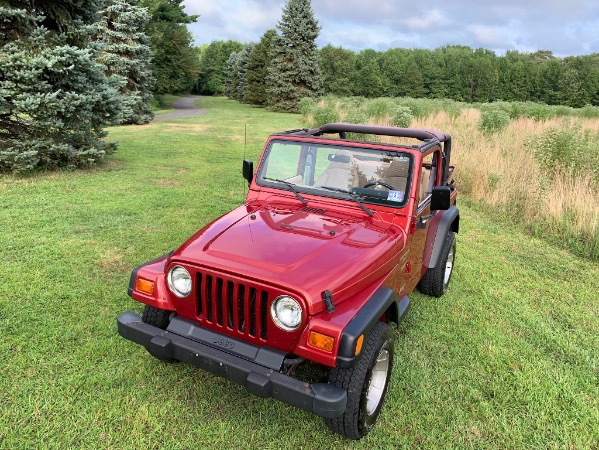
[118,123,459,439]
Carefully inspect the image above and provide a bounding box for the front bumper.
[117,312,347,419]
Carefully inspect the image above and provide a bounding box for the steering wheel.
[363,181,394,190]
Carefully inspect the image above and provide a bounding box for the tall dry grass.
[401,110,598,258]
[304,100,599,259]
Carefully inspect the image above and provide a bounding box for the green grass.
[1,97,597,449]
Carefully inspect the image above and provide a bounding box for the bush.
[443,99,462,122]
[478,106,511,134]
[525,102,554,122]
[397,97,440,119]
[389,106,413,128]
[577,105,599,119]
[298,97,317,116]
[306,103,340,128]
[532,125,599,181]
[364,98,397,120]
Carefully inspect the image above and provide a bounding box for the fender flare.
[336,287,410,368]
[429,206,459,269]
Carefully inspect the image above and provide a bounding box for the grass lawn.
[0,97,597,449]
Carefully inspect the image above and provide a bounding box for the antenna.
[242,123,247,200]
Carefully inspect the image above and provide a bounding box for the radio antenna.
[242,123,247,199]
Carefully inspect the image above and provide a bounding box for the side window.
[418,151,440,207]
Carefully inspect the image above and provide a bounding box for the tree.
[95,0,154,124]
[0,1,120,173]
[196,40,244,95]
[224,51,241,98]
[235,43,255,102]
[244,30,277,105]
[320,45,357,97]
[558,68,585,107]
[354,50,389,98]
[140,0,199,94]
[266,0,323,112]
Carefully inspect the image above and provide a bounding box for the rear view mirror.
[328,154,350,163]
[431,186,451,210]
[242,160,254,186]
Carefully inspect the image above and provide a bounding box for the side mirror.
[431,186,451,211]
[242,159,254,186]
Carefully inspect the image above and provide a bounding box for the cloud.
[182,0,599,55]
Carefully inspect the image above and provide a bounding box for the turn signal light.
[355,334,364,356]
[136,277,155,295]
[308,331,335,352]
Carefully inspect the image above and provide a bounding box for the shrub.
[443,99,462,122]
[389,106,413,128]
[364,98,397,120]
[532,125,599,182]
[577,105,599,119]
[306,103,340,128]
[478,106,511,134]
[298,97,317,116]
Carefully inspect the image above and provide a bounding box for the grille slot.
[196,272,268,341]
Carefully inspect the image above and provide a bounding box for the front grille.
[196,272,269,341]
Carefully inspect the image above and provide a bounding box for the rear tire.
[141,305,177,363]
[325,322,394,440]
[418,231,456,297]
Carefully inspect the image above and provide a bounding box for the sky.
[182,0,599,56]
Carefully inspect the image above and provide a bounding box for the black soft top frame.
[277,122,453,184]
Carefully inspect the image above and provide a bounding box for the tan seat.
[315,151,355,190]
[382,157,409,192]
[419,168,430,204]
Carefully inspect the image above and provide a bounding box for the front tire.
[141,305,177,363]
[418,231,456,297]
[325,322,394,440]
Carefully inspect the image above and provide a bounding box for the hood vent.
[302,206,327,215]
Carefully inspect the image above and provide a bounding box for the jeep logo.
[212,336,234,350]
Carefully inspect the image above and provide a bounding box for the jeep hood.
[171,203,406,314]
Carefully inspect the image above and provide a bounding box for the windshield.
[256,140,413,208]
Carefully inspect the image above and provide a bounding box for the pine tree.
[95,0,154,125]
[266,0,323,112]
[0,1,121,173]
[235,43,255,102]
[244,29,276,105]
[225,52,241,98]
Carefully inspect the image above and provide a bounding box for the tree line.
[197,38,599,110]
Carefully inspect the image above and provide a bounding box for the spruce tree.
[0,1,121,173]
[95,0,154,125]
[244,29,276,105]
[235,43,255,102]
[266,0,323,112]
[224,52,241,98]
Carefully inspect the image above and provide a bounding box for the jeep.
[117,123,459,439]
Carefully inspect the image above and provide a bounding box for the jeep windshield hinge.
[322,290,335,313]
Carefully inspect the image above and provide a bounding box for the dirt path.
[153,95,208,121]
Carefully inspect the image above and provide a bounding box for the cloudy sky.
[182,0,599,56]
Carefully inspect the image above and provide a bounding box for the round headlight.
[167,266,192,298]
[271,296,302,331]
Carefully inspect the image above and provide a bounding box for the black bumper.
[117,312,347,419]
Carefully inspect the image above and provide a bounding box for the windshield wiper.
[321,186,374,217]
[263,177,307,205]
